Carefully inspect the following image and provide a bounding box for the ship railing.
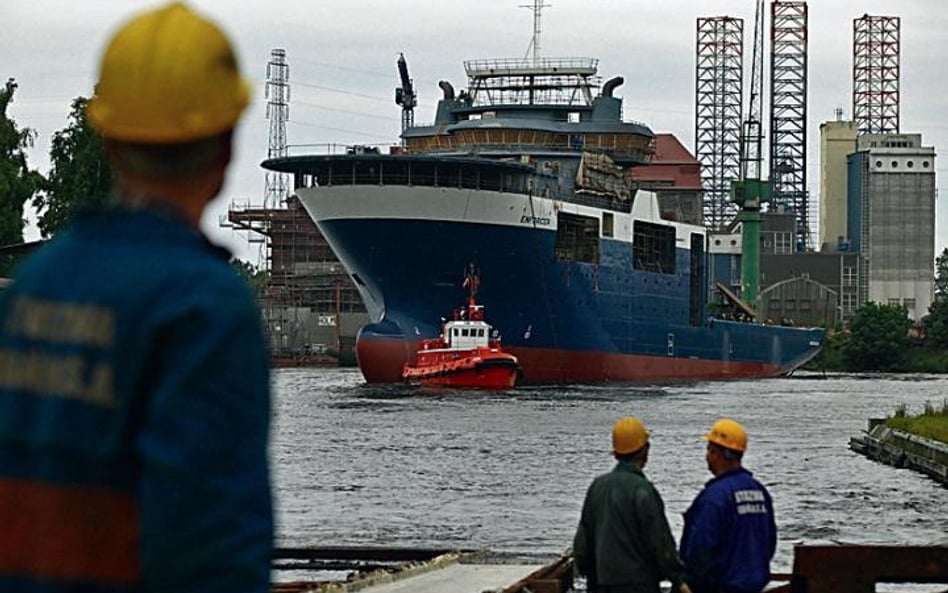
[464,57,598,77]
[285,143,391,157]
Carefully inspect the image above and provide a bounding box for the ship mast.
[521,0,550,66]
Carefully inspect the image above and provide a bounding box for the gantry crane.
[395,53,417,138]
[730,0,771,314]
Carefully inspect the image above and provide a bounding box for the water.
[270,369,948,574]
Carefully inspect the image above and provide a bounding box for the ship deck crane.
[395,53,417,138]
[730,0,771,315]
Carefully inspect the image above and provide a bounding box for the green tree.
[925,249,948,348]
[231,258,269,298]
[843,302,912,371]
[0,79,43,275]
[33,96,111,238]
[935,248,948,299]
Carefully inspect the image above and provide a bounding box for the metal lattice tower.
[769,1,809,251]
[265,48,290,209]
[853,15,900,134]
[695,17,744,230]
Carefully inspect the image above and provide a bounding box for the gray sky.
[5,0,947,264]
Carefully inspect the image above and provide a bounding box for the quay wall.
[850,421,948,486]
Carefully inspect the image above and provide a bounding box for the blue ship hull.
[315,211,823,384]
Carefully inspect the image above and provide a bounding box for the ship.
[402,274,520,390]
[262,53,825,385]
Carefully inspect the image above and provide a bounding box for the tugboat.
[401,289,521,390]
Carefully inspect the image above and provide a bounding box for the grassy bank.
[884,399,948,444]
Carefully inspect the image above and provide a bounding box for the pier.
[270,546,947,593]
[850,420,948,486]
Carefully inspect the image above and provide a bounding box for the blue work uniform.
[680,467,776,593]
[0,206,273,593]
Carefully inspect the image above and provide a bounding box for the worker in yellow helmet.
[0,4,271,593]
[680,419,776,593]
[573,417,691,593]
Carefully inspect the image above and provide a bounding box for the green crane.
[730,0,771,314]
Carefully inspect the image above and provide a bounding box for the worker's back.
[0,206,272,592]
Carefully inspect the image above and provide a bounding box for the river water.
[270,369,948,574]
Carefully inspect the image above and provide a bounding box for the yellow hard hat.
[612,417,650,455]
[87,2,250,143]
[703,418,748,452]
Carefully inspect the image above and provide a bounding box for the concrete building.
[848,133,936,320]
[819,120,858,251]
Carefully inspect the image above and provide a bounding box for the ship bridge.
[401,57,654,165]
[463,57,601,107]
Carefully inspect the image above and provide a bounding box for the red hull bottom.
[404,365,518,389]
[357,339,788,385]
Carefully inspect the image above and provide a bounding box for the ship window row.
[454,328,486,337]
[555,212,678,275]
[295,161,532,194]
[403,130,652,161]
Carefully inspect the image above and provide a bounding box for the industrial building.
[698,6,937,327]
[848,133,936,320]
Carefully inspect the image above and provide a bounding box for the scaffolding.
[769,1,810,252]
[695,16,744,231]
[853,15,900,134]
[224,49,366,358]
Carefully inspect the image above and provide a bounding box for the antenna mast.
[521,0,550,65]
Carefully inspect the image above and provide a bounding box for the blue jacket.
[0,206,273,593]
[680,468,776,593]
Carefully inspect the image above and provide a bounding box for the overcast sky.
[5,0,947,264]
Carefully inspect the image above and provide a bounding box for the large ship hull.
[297,184,825,385]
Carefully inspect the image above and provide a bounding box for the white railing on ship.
[464,57,599,76]
[282,143,390,157]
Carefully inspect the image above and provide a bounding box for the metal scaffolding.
[769,1,809,252]
[695,16,744,231]
[853,15,900,134]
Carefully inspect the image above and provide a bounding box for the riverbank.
[849,419,948,486]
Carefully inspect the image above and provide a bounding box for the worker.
[573,417,688,593]
[0,3,272,593]
[680,419,776,593]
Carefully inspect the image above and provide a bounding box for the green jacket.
[573,460,684,593]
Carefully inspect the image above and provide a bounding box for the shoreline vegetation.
[884,399,948,445]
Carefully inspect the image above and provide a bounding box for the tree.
[0,79,43,275]
[33,96,111,238]
[843,302,912,371]
[231,258,269,299]
[935,248,948,300]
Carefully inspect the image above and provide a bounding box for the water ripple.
[271,369,948,572]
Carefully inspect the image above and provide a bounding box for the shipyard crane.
[395,53,417,137]
[730,0,771,315]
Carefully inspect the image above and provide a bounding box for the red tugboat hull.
[402,349,520,389]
